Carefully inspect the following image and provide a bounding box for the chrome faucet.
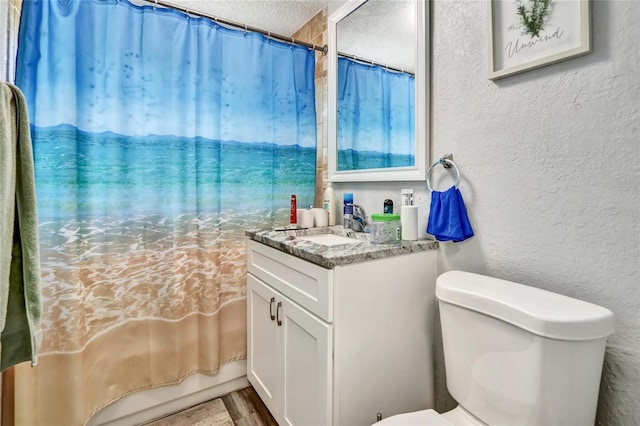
[344,204,369,232]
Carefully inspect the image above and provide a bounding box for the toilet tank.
[436,271,615,426]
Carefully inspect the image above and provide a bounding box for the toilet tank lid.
[436,271,615,341]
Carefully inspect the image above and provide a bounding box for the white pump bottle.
[323,183,336,226]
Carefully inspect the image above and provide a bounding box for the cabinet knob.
[276,301,283,326]
[269,297,276,320]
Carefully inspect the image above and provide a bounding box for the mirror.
[328,0,429,182]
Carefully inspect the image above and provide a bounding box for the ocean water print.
[33,125,316,222]
[337,149,415,171]
[33,124,315,352]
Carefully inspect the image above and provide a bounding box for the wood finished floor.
[221,386,278,426]
[146,385,277,426]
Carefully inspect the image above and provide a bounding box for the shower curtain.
[337,56,414,171]
[10,0,316,424]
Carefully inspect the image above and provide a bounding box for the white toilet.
[378,270,615,426]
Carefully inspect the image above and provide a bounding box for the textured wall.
[332,0,639,424]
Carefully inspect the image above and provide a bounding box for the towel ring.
[427,158,460,192]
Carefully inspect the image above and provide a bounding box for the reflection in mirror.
[336,57,415,171]
[328,0,428,182]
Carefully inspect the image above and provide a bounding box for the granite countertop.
[245,226,439,269]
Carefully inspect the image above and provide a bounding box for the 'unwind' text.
[505,27,565,58]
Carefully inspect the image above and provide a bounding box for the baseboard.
[88,360,249,426]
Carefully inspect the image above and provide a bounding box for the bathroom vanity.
[245,227,438,425]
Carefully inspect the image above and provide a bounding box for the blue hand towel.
[427,185,474,242]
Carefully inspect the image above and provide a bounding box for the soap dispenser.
[400,189,418,240]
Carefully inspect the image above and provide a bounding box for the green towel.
[0,82,42,371]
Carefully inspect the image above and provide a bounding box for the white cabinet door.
[247,274,279,418]
[279,296,332,426]
[249,274,333,426]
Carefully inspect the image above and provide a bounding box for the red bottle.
[290,195,297,226]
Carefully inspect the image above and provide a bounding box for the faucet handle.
[352,204,367,219]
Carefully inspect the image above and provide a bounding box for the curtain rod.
[141,0,328,55]
[338,52,414,76]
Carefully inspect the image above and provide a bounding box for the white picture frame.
[488,0,591,80]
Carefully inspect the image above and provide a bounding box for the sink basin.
[296,234,360,246]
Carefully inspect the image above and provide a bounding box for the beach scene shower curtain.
[337,56,414,171]
[12,0,316,423]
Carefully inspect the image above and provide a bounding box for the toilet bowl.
[376,271,615,426]
[375,409,451,425]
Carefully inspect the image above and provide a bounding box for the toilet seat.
[375,406,488,426]
[375,409,453,426]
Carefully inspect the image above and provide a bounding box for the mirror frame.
[327,0,429,182]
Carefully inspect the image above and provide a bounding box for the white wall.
[334,0,639,424]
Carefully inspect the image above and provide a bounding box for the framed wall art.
[488,0,591,80]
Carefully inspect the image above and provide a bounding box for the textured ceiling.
[167,0,340,36]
